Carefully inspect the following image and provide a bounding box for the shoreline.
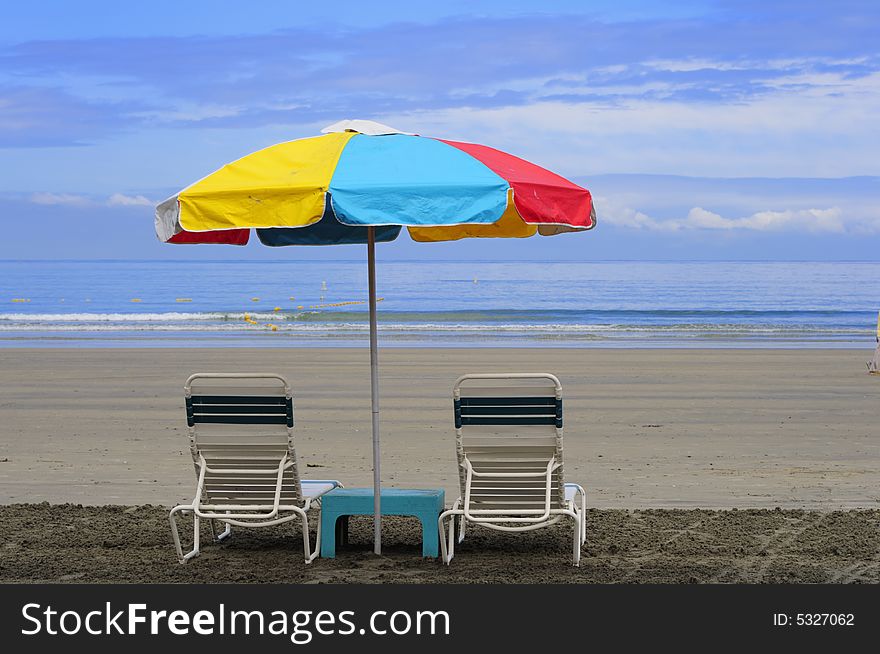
[1,347,877,509]
[0,339,875,349]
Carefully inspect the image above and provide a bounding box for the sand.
[1,504,877,583]
[0,348,877,509]
[1,347,878,583]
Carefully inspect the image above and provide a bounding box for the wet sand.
[1,504,877,583]
[0,348,878,509]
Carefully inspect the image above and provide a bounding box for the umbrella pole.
[367,226,382,554]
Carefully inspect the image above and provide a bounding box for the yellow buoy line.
[240,297,385,332]
[7,293,384,337]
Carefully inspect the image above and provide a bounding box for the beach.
[2,346,878,583]
[3,505,878,583]
[1,347,877,508]
[4,5,879,643]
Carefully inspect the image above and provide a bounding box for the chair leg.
[567,485,588,544]
[210,518,233,542]
[579,489,587,544]
[217,519,233,542]
[297,508,321,564]
[311,511,322,563]
[572,513,581,567]
[438,509,459,564]
[449,498,465,544]
[169,506,201,564]
[581,496,587,545]
[438,512,448,563]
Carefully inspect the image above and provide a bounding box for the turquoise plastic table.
[320,488,445,558]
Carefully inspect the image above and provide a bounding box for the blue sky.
[1,1,878,260]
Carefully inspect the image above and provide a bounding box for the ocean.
[0,260,877,348]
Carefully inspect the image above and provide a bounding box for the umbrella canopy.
[155,120,596,553]
[156,120,594,245]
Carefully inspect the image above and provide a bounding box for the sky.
[1,0,878,260]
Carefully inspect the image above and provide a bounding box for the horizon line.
[3,258,880,264]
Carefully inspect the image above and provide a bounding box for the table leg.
[419,513,440,558]
[321,512,340,559]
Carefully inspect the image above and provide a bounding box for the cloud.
[0,4,877,197]
[595,196,872,234]
[0,7,877,147]
[29,192,94,207]
[28,192,154,208]
[381,73,880,177]
[107,193,153,207]
[0,85,148,147]
[684,207,846,233]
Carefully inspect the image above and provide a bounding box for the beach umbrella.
[155,119,596,553]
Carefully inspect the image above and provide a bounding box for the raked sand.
[0,347,877,509]
[3,504,878,583]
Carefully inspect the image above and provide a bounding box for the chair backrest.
[184,373,303,507]
[453,373,565,512]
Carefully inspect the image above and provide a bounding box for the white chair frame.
[439,373,586,566]
[168,373,340,564]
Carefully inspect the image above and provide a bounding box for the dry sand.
[0,348,877,509]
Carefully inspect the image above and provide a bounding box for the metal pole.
[367,226,381,554]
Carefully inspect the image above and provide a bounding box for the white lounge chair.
[439,373,587,566]
[169,373,341,564]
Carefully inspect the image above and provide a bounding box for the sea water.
[0,260,877,348]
